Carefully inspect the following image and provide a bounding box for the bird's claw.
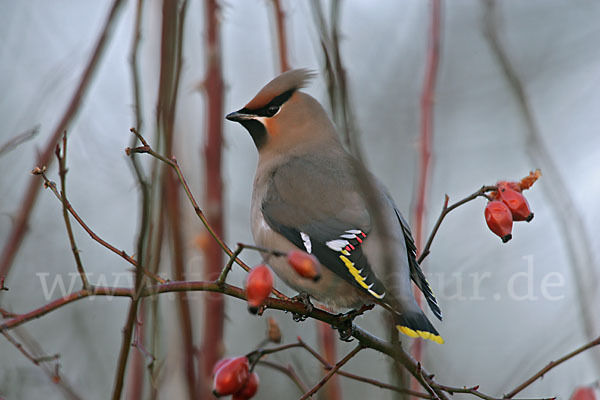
[291,292,313,322]
[333,304,374,342]
[335,319,355,342]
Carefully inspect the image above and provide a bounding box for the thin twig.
[32,169,165,284]
[56,134,91,292]
[298,344,363,400]
[217,242,289,285]
[0,125,39,157]
[111,291,144,400]
[505,335,600,398]
[0,0,126,279]
[418,185,497,264]
[257,359,308,393]
[1,330,59,366]
[216,244,243,285]
[1,329,82,400]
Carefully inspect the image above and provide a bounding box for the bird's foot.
[335,319,355,342]
[339,304,375,322]
[334,304,375,342]
[291,292,313,322]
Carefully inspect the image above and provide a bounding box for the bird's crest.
[245,69,316,110]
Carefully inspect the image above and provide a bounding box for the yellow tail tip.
[397,325,444,344]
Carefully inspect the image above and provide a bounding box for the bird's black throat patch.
[240,119,268,149]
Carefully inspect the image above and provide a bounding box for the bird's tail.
[395,311,444,344]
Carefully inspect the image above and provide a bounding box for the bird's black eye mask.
[242,88,296,118]
[232,88,296,149]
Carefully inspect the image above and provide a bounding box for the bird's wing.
[391,203,442,321]
[261,155,389,301]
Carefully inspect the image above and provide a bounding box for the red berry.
[497,183,534,222]
[287,250,321,281]
[212,358,233,376]
[485,201,513,243]
[212,356,249,396]
[232,372,259,399]
[245,265,273,313]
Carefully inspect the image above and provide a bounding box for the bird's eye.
[266,105,280,117]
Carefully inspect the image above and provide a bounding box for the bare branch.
[418,185,497,264]
[55,134,91,292]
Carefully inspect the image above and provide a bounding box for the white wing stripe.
[326,239,349,252]
[300,232,312,253]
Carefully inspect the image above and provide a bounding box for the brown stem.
[271,0,290,72]
[417,185,498,264]
[199,1,226,397]
[125,1,147,397]
[56,134,91,292]
[1,330,58,366]
[0,0,126,279]
[111,296,143,400]
[1,329,82,400]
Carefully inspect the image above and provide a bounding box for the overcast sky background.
[1,1,600,399]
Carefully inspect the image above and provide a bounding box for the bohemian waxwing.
[226,69,443,343]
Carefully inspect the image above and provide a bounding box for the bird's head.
[226,69,339,155]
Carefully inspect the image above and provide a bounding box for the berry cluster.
[484,170,541,242]
[212,357,259,399]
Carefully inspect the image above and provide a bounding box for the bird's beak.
[226,110,255,122]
